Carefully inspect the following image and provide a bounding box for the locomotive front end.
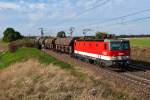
[104,39,131,67]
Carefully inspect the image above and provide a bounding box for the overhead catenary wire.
[54,0,111,26]
[74,7,150,31]
[75,0,110,18]
[125,16,150,23]
[87,8,150,26]
[102,16,150,28]
[74,16,150,35]
[52,1,150,35]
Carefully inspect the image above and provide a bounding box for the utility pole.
[39,28,45,37]
[69,27,75,37]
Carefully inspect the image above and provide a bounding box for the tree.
[3,28,23,42]
[57,31,66,38]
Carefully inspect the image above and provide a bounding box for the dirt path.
[0,43,7,53]
[43,49,150,99]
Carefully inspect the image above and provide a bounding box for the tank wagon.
[38,37,131,68]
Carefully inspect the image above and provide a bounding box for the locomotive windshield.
[110,41,130,50]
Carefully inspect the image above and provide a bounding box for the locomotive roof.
[76,39,104,42]
[104,39,129,42]
[76,38,129,42]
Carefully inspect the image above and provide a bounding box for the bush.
[8,43,17,53]
[3,28,23,42]
[8,39,39,52]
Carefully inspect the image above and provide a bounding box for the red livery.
[74,39,130,67]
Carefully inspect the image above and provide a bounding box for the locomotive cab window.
[110,41,130,50]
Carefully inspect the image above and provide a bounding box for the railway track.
[81,59,150,87]
[130,63,150,71]
[97,65,150,87]
[122,72,150,86]
[43,49,150,98]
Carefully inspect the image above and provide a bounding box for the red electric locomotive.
[74,39,130,67]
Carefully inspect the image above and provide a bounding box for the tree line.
[116,34,150,38]
[2,27,150,43]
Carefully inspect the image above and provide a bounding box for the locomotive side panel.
[75,41,98,59]
[74,40,110,61]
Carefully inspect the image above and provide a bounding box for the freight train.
[37,37,131,68]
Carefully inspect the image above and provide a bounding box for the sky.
[0,0,150,37]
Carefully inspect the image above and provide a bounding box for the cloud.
[28,12,45,22]
[28,3,46,10]
[0,1,47,12]
[0,2,20,10]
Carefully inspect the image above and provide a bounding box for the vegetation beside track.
[130,38,150,47]
[0,59,137,100]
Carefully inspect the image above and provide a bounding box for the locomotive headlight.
[112,56,117,60]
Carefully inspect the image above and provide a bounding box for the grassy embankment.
[0,47,138,100]
[130,38,150,47]
[0,48,86,80]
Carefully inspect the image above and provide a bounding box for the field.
[130,38,150,47]
[128,38,150,62]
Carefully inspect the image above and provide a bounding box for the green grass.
[0,47,86,80]
[0,48,56,69]
[130,38,150,47]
